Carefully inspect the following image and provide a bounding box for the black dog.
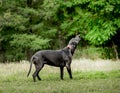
[27,35,81,82]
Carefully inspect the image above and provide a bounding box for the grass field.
[0,59,120,93]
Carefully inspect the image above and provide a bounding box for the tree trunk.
[58,30,65,49]
[26,49,34,61]
[112,41,119,60]
[27,0,33,7]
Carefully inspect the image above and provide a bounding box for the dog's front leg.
[66,64,72,79]
[60,67,64,80]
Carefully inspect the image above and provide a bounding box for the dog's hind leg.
[37,73,41,80]
[33,63,44,82]
[37,64,44,81]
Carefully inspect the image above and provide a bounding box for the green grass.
[0,61,120,93]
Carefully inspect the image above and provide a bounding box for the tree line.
[0,0,120,62]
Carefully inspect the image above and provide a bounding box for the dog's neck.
[67,44,77,55]
[67,45,72,49]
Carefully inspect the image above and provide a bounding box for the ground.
[0,59,120,93]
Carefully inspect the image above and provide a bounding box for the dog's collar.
[67,45,72,49]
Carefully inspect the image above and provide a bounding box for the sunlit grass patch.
[73,70,120,80]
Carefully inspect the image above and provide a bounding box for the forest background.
[0,0,120,62]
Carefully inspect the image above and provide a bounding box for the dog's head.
[67,35,81,55]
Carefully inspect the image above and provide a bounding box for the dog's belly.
[43,56,66,67]
[45,61,66,67]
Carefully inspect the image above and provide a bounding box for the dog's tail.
[27,56,34,77]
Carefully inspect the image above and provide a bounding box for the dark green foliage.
[0,0,51,61]
[0,0,120,62]
[10,34,50,50]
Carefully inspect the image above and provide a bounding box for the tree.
[41,0,120,59]
[57,0,120,45]
[42,0,120,45]
[0,0,50,61]
[0,0,120,62]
